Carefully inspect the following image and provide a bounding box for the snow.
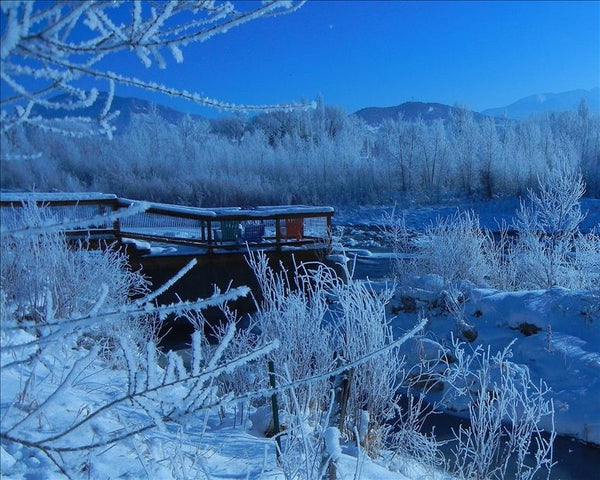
[324,426,342,462]
[121,237,152,251]
[0,191,118,203]
[334,197,600,234]
[416,285,600,444]
[0,350,422,479]
[2,196,598,478]
[0,195,333,222]
[335,197,600,448]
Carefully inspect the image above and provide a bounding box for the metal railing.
[0,192,334,253]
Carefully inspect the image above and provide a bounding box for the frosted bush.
[511,166,599,290]
[248,252,336,411]
[442,339,555,480]
[414,210,493,287]
[329,273,405,433]
[0,204,156,363]
[248,251,424,469]
[387,168,599,292]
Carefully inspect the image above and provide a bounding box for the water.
[415,408,600,480]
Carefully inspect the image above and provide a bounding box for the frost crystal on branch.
[1,1,310,136]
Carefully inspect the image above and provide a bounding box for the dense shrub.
[388,166,599,291]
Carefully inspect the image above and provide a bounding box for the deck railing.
[0,192,334,253]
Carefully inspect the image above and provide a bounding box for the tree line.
[2,99,598,206]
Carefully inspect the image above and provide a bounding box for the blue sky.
[154,0,599,116]
[119,0,600,116]
[7,1,600,117]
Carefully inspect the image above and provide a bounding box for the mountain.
[32,92,204,132]
[32,88,600,133]
[353,101,492,127]
[482,87,599,119]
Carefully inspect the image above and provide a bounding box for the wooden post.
[268,361,282,462]
[338,368,353,432]
[327,213,334,250]
[111,199,121,240]
[207,220,213,253]
[275,218,281,253]
[323,355,352,480]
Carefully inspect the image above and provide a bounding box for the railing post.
[327,213,333,250]
[207,220,213,252]
[275,218,281,252]
[111,199,121,240]
[322,355,352,480]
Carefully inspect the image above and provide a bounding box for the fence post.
[323,355,352,480]
[268,361,282,462]
[275,218,282,253]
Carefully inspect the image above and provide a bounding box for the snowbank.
[393,279,600,445]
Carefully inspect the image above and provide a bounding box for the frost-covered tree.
[449,105,481,196]
[1,0,309,139]
[378,116,419,193]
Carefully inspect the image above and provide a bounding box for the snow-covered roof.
[1,193,334,220]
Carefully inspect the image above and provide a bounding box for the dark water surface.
[415,407,600,480]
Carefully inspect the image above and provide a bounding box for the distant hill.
[32,88,600,133]
[32,92,204,132]
[482,87,599,119]
[353,101,492,126]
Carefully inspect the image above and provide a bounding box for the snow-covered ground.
[0,331,451,480]
[387,281,600,445]
[2,197,598,479]
[335,197,600,445]
[334,197,600,233]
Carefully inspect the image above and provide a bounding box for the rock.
[400,295,417,312]
[461,324,478,343]
[513,322,542,336]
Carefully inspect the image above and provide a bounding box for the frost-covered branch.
[1,285,250,355]
[1,1,310,136]
[0,200,149,238]
[2,335,279,453]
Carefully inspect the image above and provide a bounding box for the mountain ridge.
[352,102,494,126]
[31,92,205,132]
[482,87,599,119]
[33,87,599,131]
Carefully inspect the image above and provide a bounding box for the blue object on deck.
[243,223,265,243]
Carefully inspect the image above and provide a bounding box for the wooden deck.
[0,192,333,254]
[1,192,336,330]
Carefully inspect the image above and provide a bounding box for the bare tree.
[1,0,310,138]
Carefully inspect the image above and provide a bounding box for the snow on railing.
[1,192,334,252]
